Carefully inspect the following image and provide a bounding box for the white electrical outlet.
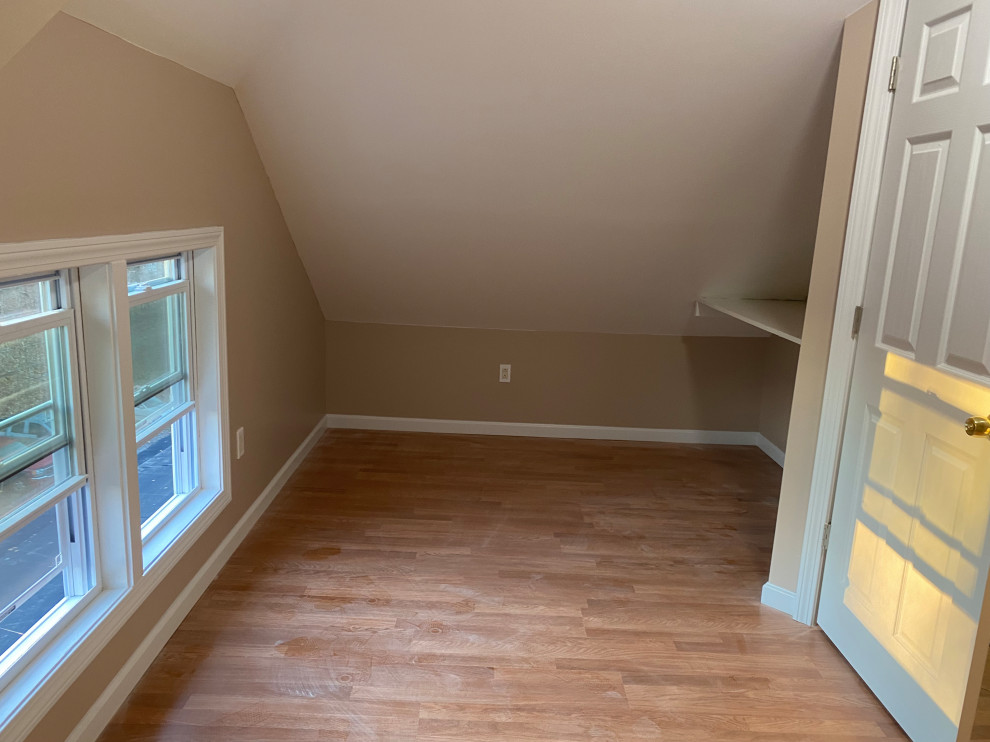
[499,364,511,383]
[236,427,245,459]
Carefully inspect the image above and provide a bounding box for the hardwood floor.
[970,652,990,741]
[97,430,906,741]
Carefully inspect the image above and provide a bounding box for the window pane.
[0,327,70,516]
[0,507,61,619]
[0,329,62,433]
[137,413,197,525]
[0,276,58,323]
[0,450,62,522]
[127,258,180,294]
[134,385,181,429]
[0,493,93,662]
[0,579,63,658]
[130,293,187,403]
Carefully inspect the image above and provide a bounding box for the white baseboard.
[761,582,798,617]
[66,416,327,742]
[326,413,766,447]
[756,435,786,467]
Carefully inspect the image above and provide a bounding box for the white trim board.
[761,582,798,617]
[793,0,908,627]
[63,416,327,742]
[756,436,785,468]
[326,414,786,465]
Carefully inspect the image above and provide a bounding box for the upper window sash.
[126,278,188,307]
[127,270,193,439]
[0,308,73,344]
[0,279,81,525]
[0,273,60,325]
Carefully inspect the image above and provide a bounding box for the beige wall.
[327,321,786,434]
[767,0,879,594]
[759,337,802,453]
[0,14,326,742]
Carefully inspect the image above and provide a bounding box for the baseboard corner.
[761,581,798,617]
[756,435,785,467]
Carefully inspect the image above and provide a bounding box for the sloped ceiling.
[65,0,870,335]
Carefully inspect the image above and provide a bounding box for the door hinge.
[851,305,864,338]
[888,56,899,92]
[822,523,832,552]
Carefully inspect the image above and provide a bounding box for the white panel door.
[818,1,990,740]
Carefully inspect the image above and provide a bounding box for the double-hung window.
[0,273,94,666]
[0,229,229,735]
[128,256,198,533]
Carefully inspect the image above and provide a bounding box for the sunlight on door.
[845,352,990,724]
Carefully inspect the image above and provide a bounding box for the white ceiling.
[65,0,871,335]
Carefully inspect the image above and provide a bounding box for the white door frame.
[793,0,909,626]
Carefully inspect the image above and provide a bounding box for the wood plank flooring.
[970,653,990,741]
[97,430,907,741]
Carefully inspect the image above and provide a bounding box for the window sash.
[128,277,192,410]
[0,485,91,625]
[0,277,60,329]
[139,410,199,542]
[0,275,83,534]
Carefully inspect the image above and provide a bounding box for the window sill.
[143,486,230,577]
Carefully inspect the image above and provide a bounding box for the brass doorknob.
[965,416,990,437]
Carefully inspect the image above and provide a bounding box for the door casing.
[794,0,909,627]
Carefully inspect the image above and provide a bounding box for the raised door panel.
[913,6,971,102]
[878,137,951,356]
[940,126,990,380]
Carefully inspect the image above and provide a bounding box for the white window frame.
[0,272,96,689]
[0,228,230,742]
[124,257,204,561]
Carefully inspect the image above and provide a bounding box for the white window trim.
[0,228,230,742]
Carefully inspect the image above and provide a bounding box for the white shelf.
[697,298,806,345]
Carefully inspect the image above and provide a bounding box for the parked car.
[0,436,55,487]
[3,416,54,442]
